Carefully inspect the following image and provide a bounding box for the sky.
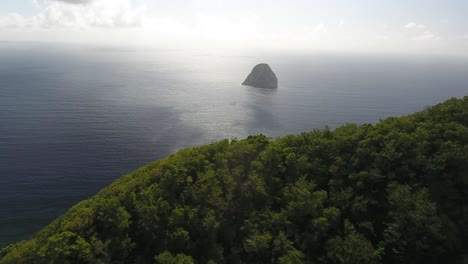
[1,0,468,55]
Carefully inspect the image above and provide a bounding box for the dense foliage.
[1,97,467,264]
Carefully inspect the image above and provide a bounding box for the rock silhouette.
[242,63,278,88]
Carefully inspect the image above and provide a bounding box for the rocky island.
[242,63,278,88]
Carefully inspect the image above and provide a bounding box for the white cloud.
[2,0,145,29]
[462,34,468,39]
[404,22,438,41]
[405,22,426,29]
[313,23,327,33]
[0,13,32,28]
[412,30,438,41]
[51,0,94,4]
[31,0,41,9]
[338,19,345,29]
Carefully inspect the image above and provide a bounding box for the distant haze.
[1,0,468,56]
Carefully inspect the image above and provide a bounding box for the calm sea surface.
[0,43,467,246]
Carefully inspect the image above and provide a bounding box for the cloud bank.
[0,1,466,55]
[0,0,144,29]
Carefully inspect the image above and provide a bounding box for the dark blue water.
[1,43,467,246]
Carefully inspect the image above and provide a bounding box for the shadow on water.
[0,99,205,246]
[0,56,206,246]
[244,86,280,135]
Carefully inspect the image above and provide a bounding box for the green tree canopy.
[1,96,467,264]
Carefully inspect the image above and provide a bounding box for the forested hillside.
[1,97,467,264]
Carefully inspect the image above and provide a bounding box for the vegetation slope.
[1,97,467,264]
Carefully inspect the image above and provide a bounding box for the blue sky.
[1,0,468,55]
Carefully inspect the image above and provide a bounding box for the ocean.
[0,43,467,246]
